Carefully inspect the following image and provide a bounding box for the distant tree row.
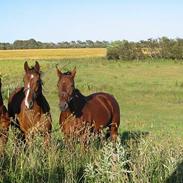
[0,39,109,50]
[107,37,183,60]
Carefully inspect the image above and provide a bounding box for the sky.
[0,0,183,43]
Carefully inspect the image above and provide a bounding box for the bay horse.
[8,61,52,146]
[0,78,10,153]
[56,67,120,142]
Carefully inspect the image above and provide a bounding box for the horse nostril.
[60,101,68,111]
[29,101,33,109]
[62,94,65,98]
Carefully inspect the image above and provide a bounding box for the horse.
[8,61,52,146]
[56,67,120,142]
[0,78,10,153]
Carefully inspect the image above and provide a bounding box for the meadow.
[0,48,106,60]
[0,56,183,182]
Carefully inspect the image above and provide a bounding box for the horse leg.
[11,128,26,153]
[0,129,8,155]
[110,114,120,141]
[43,132,51,147]
[42,113,52,147]
[107,99,120,142]
[110,123,118,141]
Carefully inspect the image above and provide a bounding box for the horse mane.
[63,71,72,75]
[8,87,50,119]
[0,91,4,114]
[36,94,50,113]
[68,89,88,117]
[27,66,41,75]
[29,66,35,70]
[8,87,25,118]
[0,94,3,106]
[73,89,85,98]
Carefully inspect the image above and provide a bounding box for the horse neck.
[0,90,3,107]
[34,84,43,103]
[68,89,86,116]
[37,84,42,96]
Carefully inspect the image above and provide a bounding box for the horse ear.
[56,66,62,77]
[71,67,76,78]
[24,61,30,72]
[35,61,40,73]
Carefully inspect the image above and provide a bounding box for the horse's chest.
[60,111,86,137]
[18,103,42,133]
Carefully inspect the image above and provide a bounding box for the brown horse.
[56,67,120,142]
[8,61,52,145]
[0,78,10,153]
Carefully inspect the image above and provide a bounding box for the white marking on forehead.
[25,74,34,108]
[25,83,30,108]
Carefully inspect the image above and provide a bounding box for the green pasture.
[0,58,183,183]
[1,58,183,138]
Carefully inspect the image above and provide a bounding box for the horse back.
[83,92,120,128]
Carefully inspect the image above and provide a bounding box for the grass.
[0,48,106,60]
[0,57,183,182]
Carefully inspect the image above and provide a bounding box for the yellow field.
[0,48,106,60]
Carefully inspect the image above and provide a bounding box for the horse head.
[23,61,42,109]
[56,66,76,111]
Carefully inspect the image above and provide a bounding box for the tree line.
[0,39,109,50]
[1,37,183,60]
[107,37,183,60]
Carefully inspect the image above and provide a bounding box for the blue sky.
[0,0,183,42]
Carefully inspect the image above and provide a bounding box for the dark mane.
[8,87,50,119]
[68,89,87,117]
[63,71,72,75]
[0,93,3,106]
[27,66,41,74]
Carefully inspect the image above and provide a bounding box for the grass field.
[0,48,106,60]
[0,57,183,182]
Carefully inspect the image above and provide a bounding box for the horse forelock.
[63,71,72,76]
[26,66,41,75]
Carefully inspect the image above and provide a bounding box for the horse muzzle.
[25,100,34,109]
[59,101,69,111]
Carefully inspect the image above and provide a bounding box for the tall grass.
[0,132,182,183]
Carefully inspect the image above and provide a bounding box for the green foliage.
[85,140,130,183]
[107,37,183,60]
[0,40,109,50]
[1,133,182,183]
[107,40,145,60]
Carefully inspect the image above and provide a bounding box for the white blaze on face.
[25,74,34,108]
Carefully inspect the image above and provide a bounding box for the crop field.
[0,57,183,182]
[0,48,106,60]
